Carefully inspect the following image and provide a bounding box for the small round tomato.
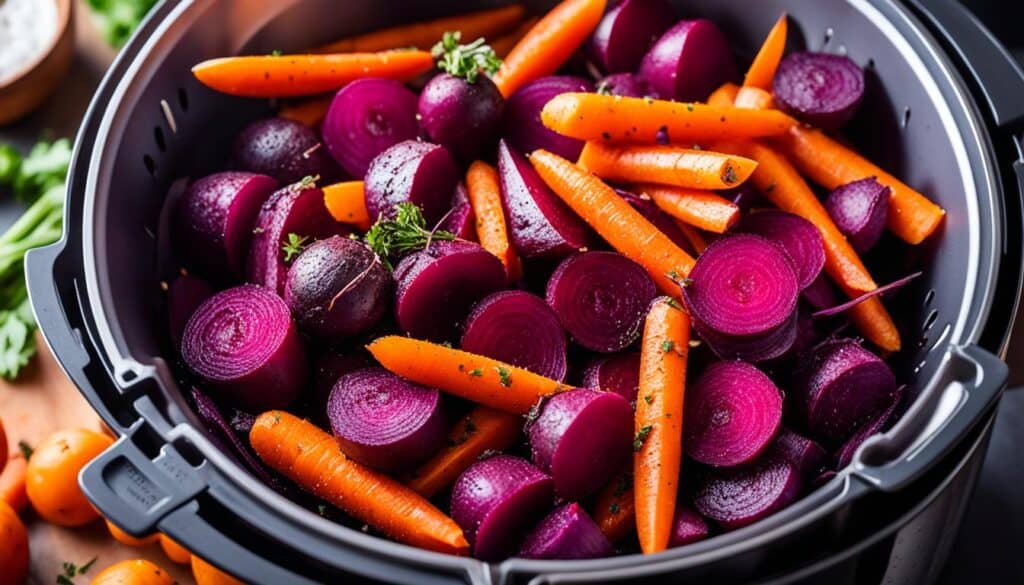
[159,533,191,564]
[25,428,113,526]
[192,555,245,585]
[0,500,29,585]
[0,417,8,474]
[0,453,28,512]
[91,559,174,585]
[107,519,159,547]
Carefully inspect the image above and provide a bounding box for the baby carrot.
[279,96,333,128]
[0,452,27,512]
[192,50,434,98]
[775,127,945,245]
[635,184,741,233]
[592,471,636,543]
[315,5,526,53]
[491,16,541,58]
[634,298,689,554]
[528,149,696,295]
[734,86,776,110]
[706,82,740,107]
[577,142,758,190]
[405,407,522,497]
[674,221,708,254]
[493,0,607,96]
[322,181,372,230]
[541,93,797,145]
[744,14,788,90]
[250,411,469,555]
[466,161,523,280]
[367,336,570,414]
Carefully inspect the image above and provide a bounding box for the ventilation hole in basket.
[866,58,876,70]
[143,154,156,176]
[901,107,912,129]
[178,87,189,112]
[922,309,939,332]
[171,437,204,467]
[121,370,138,384]
[923,288,935,306]
[823,28,834,46]
[154,126,166,152]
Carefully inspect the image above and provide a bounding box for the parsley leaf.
[364,203,455,270]
[496,366,511,387]
[85,0,157,47]
[431,31,502,83]
[281,233,311,262]
[633,424,653,451]
[17,440,32,460]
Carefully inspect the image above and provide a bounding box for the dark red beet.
[738,211,825,290]
[191,387,283,490]
[546,252,658,353]
[581,352,641,402]
[246,184,346,295]
[519,503,614,559]
[772,429,828,477]
[497,140,591,259]
[773,52,865,130]
[167,273,215,349]
[834,386,905,469]
[443,183,477,240]
[589,0,675,73]
[684,361,783,468]
[327,367,445,472]
[802,274,839,311]
[693,457,802,530]
[182,285,307,411]
[696,311,800,363]
[418,73,504,160]
[322,78,419,178]
[313,350,371,408]
[462,291,568,381]
[450,455,554,561]
[283,236,391,341]
[394,240,507,342]
[669,506,710,547]
[364,140,459,225]
[231,117,336,184]
[596,73,649,98]
[825,178,891,253]
[529,389,633,500]
[173,172,278,281]
[795,338,897,444]
[723,182,764,211]
[503,77,594,161]
[638,19,737,102]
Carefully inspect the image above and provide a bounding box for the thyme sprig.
[365,203,455,269]
[432,31,501,83]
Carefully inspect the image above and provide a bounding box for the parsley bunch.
[85,0,158,47]
[431,31,502,83]
[365,203,454,269]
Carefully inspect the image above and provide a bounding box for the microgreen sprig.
[364,203,455,269]
[431,31,502,83]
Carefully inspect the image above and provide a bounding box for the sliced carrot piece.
[592,471,636,543]
[323,181,372,231]
[466,161,523,280]
[674,221,708,254]
[744,14,788,90]
[635,184,741,233]
[577,142,757,191]
[706,82,740,107]
[734,86,776,110]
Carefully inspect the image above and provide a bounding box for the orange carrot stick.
[466,161,523,280]
[528,149,696,295]
[706,82,740,107]
[542,93,797,145]
[406,407,522,497]
[635,184,741,233]
[315,5,526,53]
[367,336,570,414]
[279,96,333,128]
[634,298,689,554]
[744,14,788,90]
[592,471,636,543]
[577,142,757,190]
[493,0,607,96]
[674,221,708,254]
[491,16,541,58]
[775,127,945,245]
[323,181,372,231]
[192,50,434,98]
[0,453,27,512]
[734,86,776,110]
[251,411,469,555]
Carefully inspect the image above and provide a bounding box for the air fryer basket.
[24,0,1021,583]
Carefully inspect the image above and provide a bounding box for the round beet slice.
[167,273,215,349]
[182,285,307,411]
[503,76,594,162]
[327,367,445,472]
[462,291,568,381]
[738,210,825,290]
[547,252,658,353]
[581,352,641,402]
[364,140,459,225]
[795,338,898,444]
[394,240,507,342]
[322,78,419,178]
[825,177,891,254]
[173,172,278,281]
[684,361,783,468]
[519,503,614,560]
[284,236,392,341]
[451,455,554,561]
[638,19,737,102]
[834,385,905,469]
[693,457,802,531]
[419,73,505,161]
[669,505,710,548]
[773,52,865,130]
[529,388,633,500]
[694,310,800,363]
[589,0,676,73]
[231,117,336,184]
[771,428,828,478]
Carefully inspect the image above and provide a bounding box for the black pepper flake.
[601,131,612,141]
[609,502,621,514]
[655,125,669,145]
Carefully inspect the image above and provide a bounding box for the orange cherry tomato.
[159,533,191,564]
[0,452,27,512]
[26,428,113,526]
[90,559,175,585]
[0,418,8,474]
[106,519,159,547]
[192,555,245,585]
[0,500,29,585]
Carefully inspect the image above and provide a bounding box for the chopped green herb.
[595,81,611,95]
[633,424,653,451]
[686,103,695,112]
[318,504,328,516]
[18,440,32,460]
[680,277,695,288]
[431,31,502,83]
[86,0,157,47]
[468,368,483,377]
[364,203,455,270]
[281,233,311,262]
[665,297,684,310]
[271,49,283,56]
[496,366,512,387]
[643,394,653,405]
[608,502,620,514]
[78,557,97,575]
[57,575,74,585]
[723,165,738,184]
[661,340,674,353]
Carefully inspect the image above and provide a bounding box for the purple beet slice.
[738,210,825,290]
[546,251,658,353]
[443,183,477,240]
[693,457,802,531]
[182,284,307,411]
[825,177,891,253]
[519,503,614,560]
[580,352,641,402]
[450,455,554,561]
[503,76,594,162]
[231,117,336,184]
[596,73,650,98]
[773,52,865,130]
[497,140,591,259]
[802,274,839,311]
[173,172,278,281]
[638,19,738,102]
[363,140,459,226]
[394,240,507,342]
[167,273,215,349]
[529,388,633,500]
[684,361,783,468]
[191,386,283,490]
[669,505,710,548]
[327,367,445,472]
[771,428,828,478]
[589,0,676,73]
[834,386,905,469]
[461,291,568,381]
